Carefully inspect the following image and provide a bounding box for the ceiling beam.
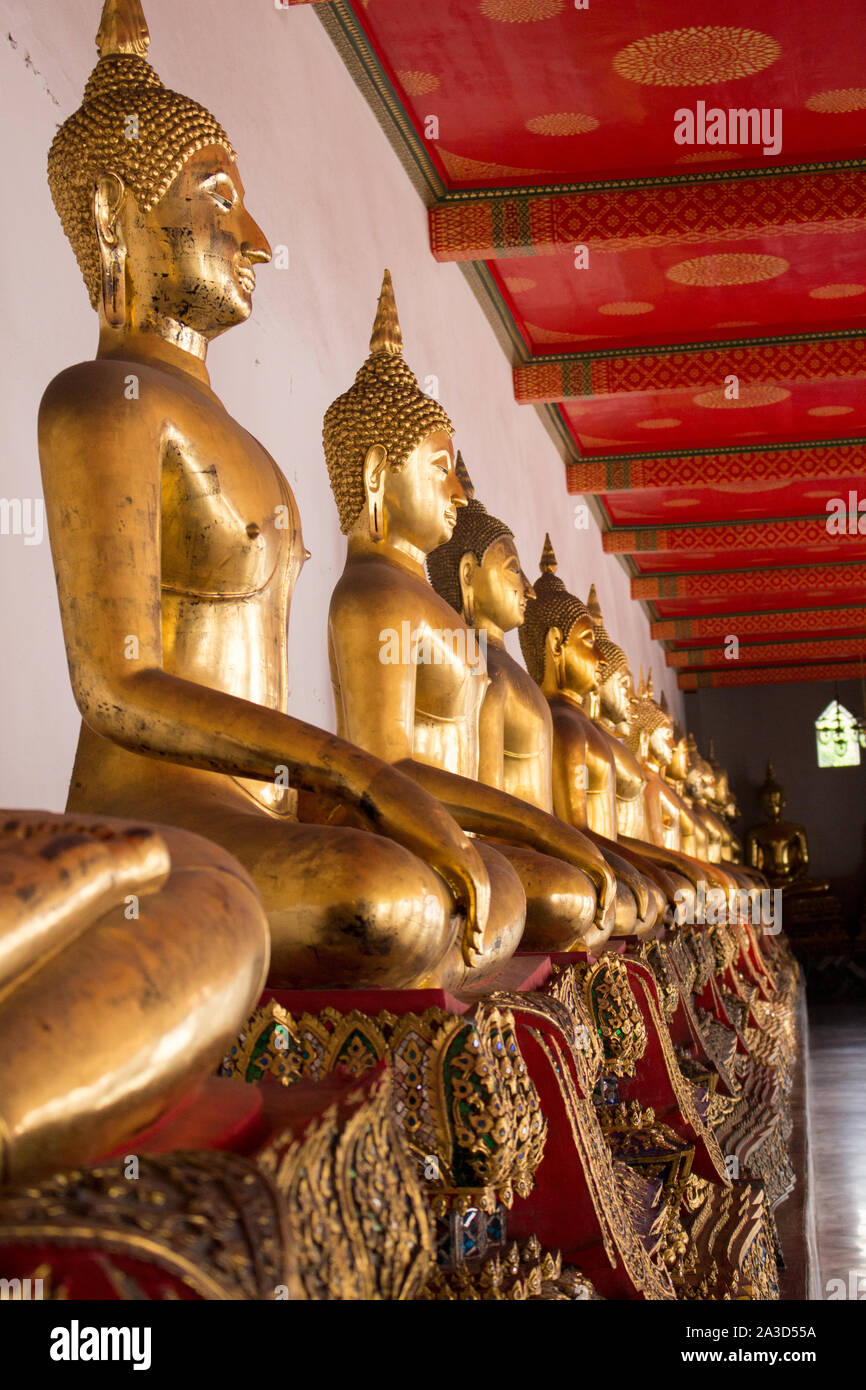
[566,439,866,493]
[668,636,866,669]
[514,333,866,405]
[679,659,865,690]
[430,167,866,262]
[632,562,866,602]
[652,605,866,641]
[605,516,853,556]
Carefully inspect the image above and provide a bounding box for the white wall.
[0,0,682,810]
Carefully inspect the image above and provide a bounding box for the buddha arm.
[476,667,507,791]
[401,759,615,927]
[619,834,704,892]
[597,837,681,904]
[548,712,589,828]
[794,828,809,875]
[38,374,490,951]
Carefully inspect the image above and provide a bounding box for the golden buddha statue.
[39,0,494,993]
[576,592,715,901]
[427,474,659,937]
[745,764,830,894]
[627,677,744,899]
[324,276,619,958]
[681,736,767,899]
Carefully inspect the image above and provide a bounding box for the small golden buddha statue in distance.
[745,764,830,894]
[39,0,491,992]
[324,274,620,959]
[427,480,659,937]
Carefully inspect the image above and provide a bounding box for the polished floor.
[808,1004,866,1300]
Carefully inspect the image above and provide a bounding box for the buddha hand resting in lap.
[324,275,618,962]
[427,479,661,939]
[37,0,494,993]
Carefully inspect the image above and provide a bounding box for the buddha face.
[468,536,534,634]
[545,618,598,697]
[648,721,674,768]
[106,145,271,337]
[714,769,730,807]
[761,788,784,821]
[687,759,715,804]
[380,429,465,555]
[599,667,631,725]
[670,736,690,780]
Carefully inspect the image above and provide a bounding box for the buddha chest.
[160,396,302,603]
[487,646,552,808]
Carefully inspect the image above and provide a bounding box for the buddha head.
[585,585,632,726]
[519,537,599,696]
[48,0,271,343]
[323,271,464,555]
[685,735,716,805]
[666,699,691,783]
[758,762,785,822]
[427,455,534,634]
[706,741,731,811]
[627,671,674,768]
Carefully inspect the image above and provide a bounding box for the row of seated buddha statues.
[0,0,797,1301]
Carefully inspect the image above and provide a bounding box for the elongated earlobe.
[458,553,476,626]
[94,173,127,329]
[100,246,126,328]
[363,444,388,543]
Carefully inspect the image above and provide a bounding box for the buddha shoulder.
[331,554,454,630]
[39,359,227,460]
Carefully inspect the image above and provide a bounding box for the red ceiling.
[493,232,866,355]
[559,377,866,454]
[602,476,866,527]
[353,0,866,185]
[317,0,866,684]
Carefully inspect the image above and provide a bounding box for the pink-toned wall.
[0,0,683,811]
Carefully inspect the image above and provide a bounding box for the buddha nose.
[521,571,536,600]
[241,215,271,264]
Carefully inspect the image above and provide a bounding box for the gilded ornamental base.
[0,933,799,1301]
